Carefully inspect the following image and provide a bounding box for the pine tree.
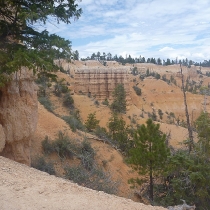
[195,112,210,156]
[0,0,82,87]
[73,50,79,60]
[85,112,99,132]
[160,149,210,208]
[128,119,169,201]
[108,113,131,154]
[110,84,126,113]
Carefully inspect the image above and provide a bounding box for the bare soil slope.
[31,102,141,201]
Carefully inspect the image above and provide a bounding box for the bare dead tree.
[180,64,194,153]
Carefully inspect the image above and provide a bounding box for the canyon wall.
[74,68,130,101]
[0,69,38,165]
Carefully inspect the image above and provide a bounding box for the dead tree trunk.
[180,64,194,153]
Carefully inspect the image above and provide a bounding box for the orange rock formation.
[74,68,130,101]
[0,69,38,165]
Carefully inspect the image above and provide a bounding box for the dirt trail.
[0,156,166,210]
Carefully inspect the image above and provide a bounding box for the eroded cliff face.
[74,68,130,102]
[0,69,38,165]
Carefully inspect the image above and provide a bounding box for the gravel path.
[0,156,166,210]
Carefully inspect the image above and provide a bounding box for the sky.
[47,0,210,62]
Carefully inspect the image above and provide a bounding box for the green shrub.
[60,66,67,74]
[61,84,69,93]
[40,133,118,195]
[42,136,55,155]
[38,96,54,112]
[94,126,109,139]
[94,100,99,106]
[41,132,76,159]
[54,79,69,97]
[133,86,142,96]
[65,166,89,184]
[148,112,157,121]
[155,73,161,79]
[70,109,81,120]
[64,165,118,194]
[169,112,175,118]
[158,109,164,120]
[31,156,55,175]
[62,116,85,132]
[102,98,109,106]
[131,118,136,124]
[53,131,74,159]
[79,140,95,170]
[63,93,74,108]
[35,74,51,86]
[37,86,47,97]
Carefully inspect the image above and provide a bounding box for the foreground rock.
[0,156,166,210]
[0,69,38,165]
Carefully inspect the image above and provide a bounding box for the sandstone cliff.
[74,68,130,102]
[0,69,38,165]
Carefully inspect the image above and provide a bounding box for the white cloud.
[47,0,210,62]
[159,47,175,52]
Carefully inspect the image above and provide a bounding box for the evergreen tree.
[108,113,130,154]
[157,58,162,65]
[118,55,124,64]
[107,52,112,60]
[110,84,126,113]
[128,119,169,201]
[165,58,171,65]
[0,0,82,87]
[159,149,210,208]
[96,52,101,60]
[147,58,151,63]
[102,52,106,60]
[73,50,79,60]
[85,112,99,132]
[154,113,210,208]
[91,53,96,60]
[195,112,210,156]
[126,54,135,63]
[113,54,119,62]
[141,57,146,63]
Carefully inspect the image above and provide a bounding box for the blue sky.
[47,0,210,61]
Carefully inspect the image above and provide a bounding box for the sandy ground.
[0,156,166,210]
